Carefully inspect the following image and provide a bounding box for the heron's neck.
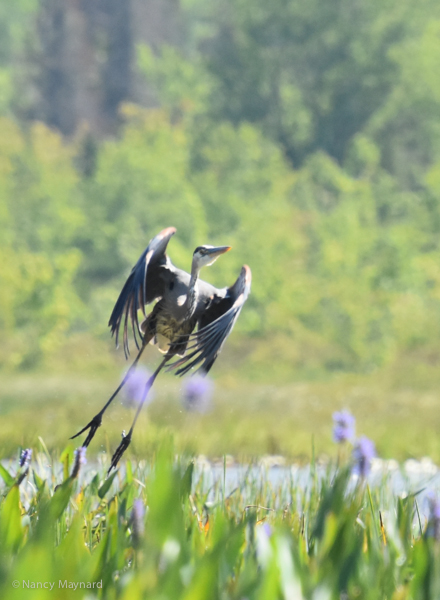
[182,263,200,320]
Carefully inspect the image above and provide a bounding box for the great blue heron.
[71,227,251,470]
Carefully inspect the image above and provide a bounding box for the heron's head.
[192,245,232,271]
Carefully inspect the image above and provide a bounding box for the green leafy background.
[1,0,440,460]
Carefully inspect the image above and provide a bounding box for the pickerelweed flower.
[426,491,440,540]
[261,522,273,538]
[16,448,33,485]
[131,499,145,548]
[352,436,376,478]
[332,410,355,443]
[123,367,155,408]
[19,448,32,469]
[182,375,213,413]
[71,446,87,479]
[256,521,273,568]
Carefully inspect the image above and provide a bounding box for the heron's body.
[142,265,226,355]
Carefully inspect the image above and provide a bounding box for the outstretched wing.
[108,227,176,357]
[167,265,251,376]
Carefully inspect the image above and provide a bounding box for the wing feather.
[108,227,176,357]
[167,265,251,375]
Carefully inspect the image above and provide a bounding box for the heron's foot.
[108,430,132,474]
[70,412,103,448]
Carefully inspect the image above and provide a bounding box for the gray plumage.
[109,227,252,374]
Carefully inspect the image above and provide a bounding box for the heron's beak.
[206,245,232,258]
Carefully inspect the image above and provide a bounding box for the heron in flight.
[71,227,251,470]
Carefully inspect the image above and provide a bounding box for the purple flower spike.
[332,410,356,443]
[352,436,376,478]
[71,446,87,479]
[131,499,145,547]
[426,491,440,540]
[19,448,32,469]
[16,448,32,485]
[123,367,155,408]
[429,494,440,519]
[182,375,213,413]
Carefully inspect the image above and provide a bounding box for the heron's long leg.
[70,342,148,447]
[108,355,169,473]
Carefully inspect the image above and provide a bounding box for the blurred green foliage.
[4,369,440,462]
[1,0,440,380]
[0,443,440,599]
